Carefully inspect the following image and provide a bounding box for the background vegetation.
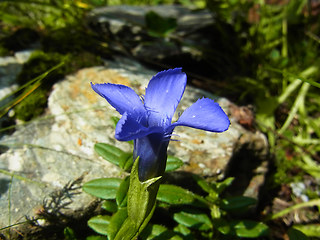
[0,0,319,239]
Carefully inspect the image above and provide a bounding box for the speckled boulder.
[0,57,268,230]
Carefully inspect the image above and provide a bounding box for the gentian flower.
[91,68,230,181]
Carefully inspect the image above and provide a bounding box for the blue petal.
[144,68,187,127]
[171,98,230,132]
[91,82,145,115]
[115,112,163,141]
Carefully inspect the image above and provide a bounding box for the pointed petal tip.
[172,97,231,133]
[145,67,187,127]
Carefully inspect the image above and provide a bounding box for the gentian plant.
[91,68,230,182]
[86,68,234,240]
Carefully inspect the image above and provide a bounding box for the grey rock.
[87,5,215,60]
[0,50,33,130]
[0,50,32,90]
[0,56,268,231]
[88,5,214,35]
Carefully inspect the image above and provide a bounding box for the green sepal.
[113,157,162,240]
[119,153,133,172]
[107,207,128,240]
[127,157,161,227]
[116,176,130,208]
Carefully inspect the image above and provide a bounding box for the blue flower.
[91,68,230,181]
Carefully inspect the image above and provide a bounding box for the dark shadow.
[223,142,264,197]
[0,178,11,198]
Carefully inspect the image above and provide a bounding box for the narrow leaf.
[234,220,269,238]
[215,177,234,193]
[118,153,133,171]
[140,224,183,240]
[192,175,213,195]
[221,196,257,211]
[217,220,269,238]
[94,143,124,166]
[86,236,108,240]
[64,227,76,240]
[83,178,122,199]
[165,155,184,172]
[293,224,320,237]
[101,200,118,213]
[88,215,111,236]
[157,184,207,207]
[288,227,309,240]
[173,209,212,231]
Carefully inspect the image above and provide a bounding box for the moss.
[14,87,48,121]
[16,50,67,86]
[14,50,103,121]
[41,26,111,58]
[17,50,103,85]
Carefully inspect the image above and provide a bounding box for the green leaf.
[111,116,120,128]
[217,220,269,238]
[83,178,122,199]
[107,208,128,240]
[288,227,309,240]
[64,227,76,240]
[145,11,177,37]
[116,176,130,208]
[88,215,111,236]
[140,224,183,240]
[192,175,213,195]
[293,224,320,237]
[86,236,108,240]
[173,209,212,231]
[94,143,124,166]
[127,158,161,232]
[113,158,162,240]
[235,221,269,238]
[215,177,234,194]
[157,184,207,207]
[173,224,192,237]
[165,155,184,172]
[123,155,133,171]
[119,153,133,171]
[221,196,257,211]
[101,200,118,213]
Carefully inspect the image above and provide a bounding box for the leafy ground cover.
[0,0,319,239]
